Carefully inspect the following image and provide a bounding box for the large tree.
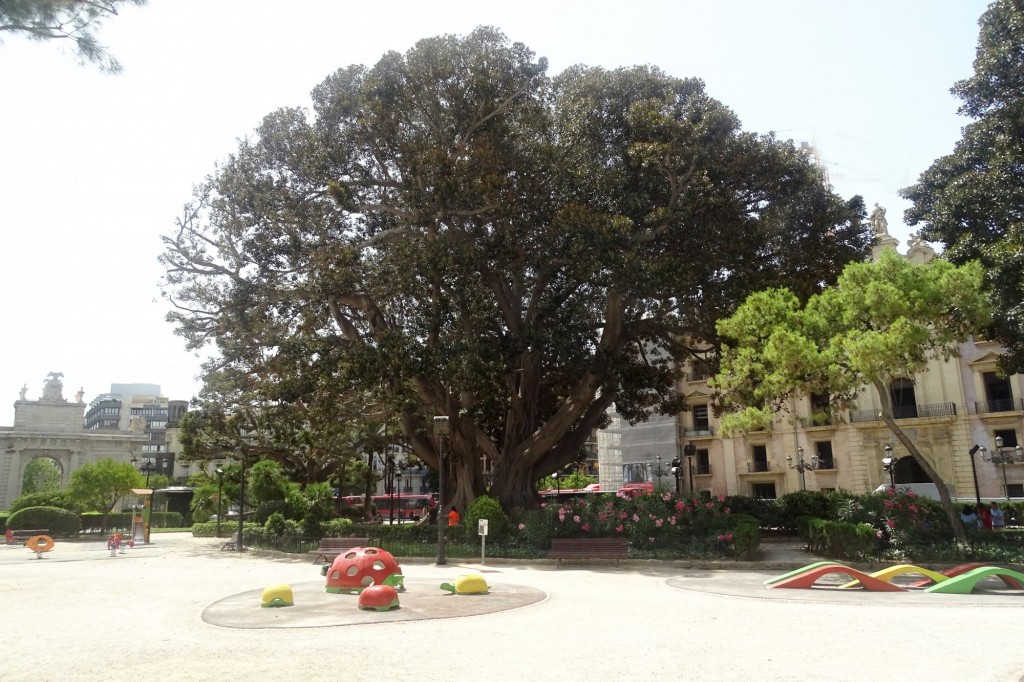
[0,0,145,73]
[160,28,871,511]
[902,0,1024,373]
[713,250,991,541]
[67,458,144,530]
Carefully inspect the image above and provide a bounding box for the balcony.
[746,461,771,473]
[684,426,714,438]
[974,399,1024,414]
[849,402,957,423]
[798,414,835,428]
[814,458,837,471]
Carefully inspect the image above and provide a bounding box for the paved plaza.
[2,533,1022,681]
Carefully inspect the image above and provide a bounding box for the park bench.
[5,529,50,545]
[310,537,371,563]
[548,537,629,566]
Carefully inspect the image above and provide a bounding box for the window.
[814,441,835,469]
[890,378,918,419]
[994,429,1018,448]
[751,445,769,472]
[692,405,710,432]
[983,372,1015,411]
[752,483,777,499]
[820,487,836,494]
[148,421,167,429]
[695,448,710,475]
[1008,484,1023,499]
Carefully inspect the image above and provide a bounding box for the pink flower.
[886,520,895,529]
[632,514,640,522]
[705,502,714,509]
[669,517,676,526]
[558,513,565,522]
[908,504,917,512]
[620,512,628,520]
[674,501,684,512]
[662,493,672,501]
[724,507,730,514]
[518,523,526,530]
[616,525,624,533]
[655,519,663,528]
[581,524,590,532]
[876,530,883,538]
[540,503,547,509]
[598,513,608,521]
[573,515,581,523]
[717,495,725,503]
[884,501,893,509]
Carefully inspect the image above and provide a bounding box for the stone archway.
[19,455,64,496]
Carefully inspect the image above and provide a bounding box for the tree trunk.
[874,380,967,543]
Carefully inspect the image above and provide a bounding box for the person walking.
[447,505,460,527]
[960,505,978,530]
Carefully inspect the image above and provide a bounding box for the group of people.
[960,501,1006,530]
[414,503,460,527]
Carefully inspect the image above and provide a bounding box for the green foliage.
[264,512,303,536]
[902,0,1024,373]
[20,457,60,494]
[799,517,877,560]
[6,506,81,537]
[731,518,761,559]
[190,521,261,538]
[67,458,143,515]
[253,499,301,525]
[464,494,511,542]
[161,27,871,512]
[0,0,147,73]
[322,517,355,537]
[536,471,596,492]
[247,460,290,506]
[779,491,829,524]
[9,490,80,514]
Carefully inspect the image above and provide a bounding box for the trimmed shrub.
[464,495,512,542]
[9,491,80,514]
[731,517,761,559]
[322,518,355,537]
[6,505,82,538]
[191,521,261,538]
[253,499,301,525]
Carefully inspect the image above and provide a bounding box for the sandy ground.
[1,533,1022,682]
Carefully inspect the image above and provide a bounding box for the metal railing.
[747,461,771,473]
[799,414,835,427]
[849,402,957,423]
[814,458,837,471]
[974,398,1024,414]
[685,427,714,437]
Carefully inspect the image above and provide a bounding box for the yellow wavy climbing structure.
[839,564,946,589]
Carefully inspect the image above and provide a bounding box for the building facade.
[599,224,1024,501]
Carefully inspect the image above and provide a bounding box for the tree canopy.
[160,27,871,511]
[67,458,143,521]
[0,0,145,73]
[713,250,991,540]
[902,0,1024,373]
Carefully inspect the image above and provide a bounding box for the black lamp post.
[683,442,697,495]
[670,457,682,495]
[982,436,1022,500]
[215,466,224,538]
[786,446,815,491]
[881,444,896,489]
[433,416,449,566]
[234,446,245,553]
[654,455,664,488]
[968,445,983,504]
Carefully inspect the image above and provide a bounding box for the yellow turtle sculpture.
[440,573,489,595]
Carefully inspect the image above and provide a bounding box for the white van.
[873,483,943,500]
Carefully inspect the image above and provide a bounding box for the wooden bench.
[310,537,371,563]
[548,537,629,565]
[221,532,240,551]
[5,529,49,545]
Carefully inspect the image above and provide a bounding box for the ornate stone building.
[599,212,1024,501]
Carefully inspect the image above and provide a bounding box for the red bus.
[337,494,436,521]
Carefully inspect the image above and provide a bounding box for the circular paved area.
[204,578,546,628]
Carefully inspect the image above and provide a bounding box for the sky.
[0,0,992,425]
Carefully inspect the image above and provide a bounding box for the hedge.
[6,506,82,538]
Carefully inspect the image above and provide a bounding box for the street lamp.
[683,442,697,495]
[654,455,664,488]
[233,446,246,553]
[881,444,896,489]
[215,467,225,538]
[982,436,1022,500]
[132,456,165,543]
[433,416,450,566]
[967,445,983,504]
[670,457,682,495]
[786,446,816,491]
